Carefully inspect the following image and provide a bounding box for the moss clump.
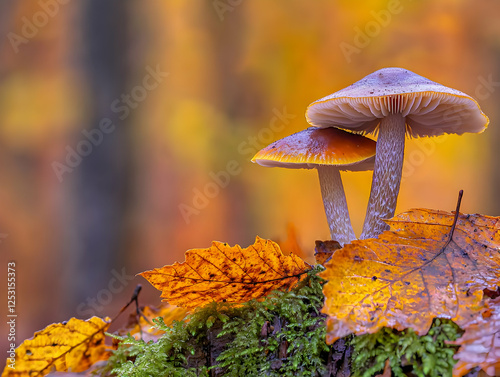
[350,318,463,377]
[214,267,329,376]
[106,316,208,376]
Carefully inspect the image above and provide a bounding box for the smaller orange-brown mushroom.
[252,127,376,246]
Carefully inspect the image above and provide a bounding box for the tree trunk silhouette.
[65,0,131,311]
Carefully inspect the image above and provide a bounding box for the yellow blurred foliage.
[0,73,83,148]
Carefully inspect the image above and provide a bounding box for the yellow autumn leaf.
[321,209,500,344]
[2,317,110,377]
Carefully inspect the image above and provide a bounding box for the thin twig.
[111,284,145,323]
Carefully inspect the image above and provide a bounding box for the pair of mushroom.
[252,67,489,245]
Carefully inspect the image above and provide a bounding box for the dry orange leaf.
[277,223,307,260]
[451,297,500,377]
[117,303,188,343]
[321,209,500,344]
[375,359,392,377]
[140,303,188,327]
[314,240,341,265]
[2,317,110,377]
[140,236,310,309]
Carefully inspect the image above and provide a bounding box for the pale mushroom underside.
[307,92,488,137]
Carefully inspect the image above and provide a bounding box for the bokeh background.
[1,0,500,358]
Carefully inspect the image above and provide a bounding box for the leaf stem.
[443,190,464,250]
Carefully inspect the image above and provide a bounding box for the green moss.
[350,318,463,377]
[106,317,208,377]
[105,266,329,376]
[214,266,328,376]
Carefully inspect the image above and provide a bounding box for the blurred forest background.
[1,0,500,356]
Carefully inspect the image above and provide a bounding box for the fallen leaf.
[45,360,108,376]
[277,223,307,260]
[314,240,341,265]
[117,303,187,343]
[321,209,500,344]
[451,298,500,377]
[375,359,391,377]
[141,236,310,309]
[2,317,110,377]
[484,286,500,300]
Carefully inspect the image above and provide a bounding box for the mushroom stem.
[361,113,406,239]
[317,165,356,246]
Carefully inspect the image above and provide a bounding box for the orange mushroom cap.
[251,127,376,171]
[306,67,489,137]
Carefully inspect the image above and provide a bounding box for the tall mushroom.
[306,67,489,239]
[252,127,376,246]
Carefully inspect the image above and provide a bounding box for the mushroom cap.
[306,67,489,137]
[251,127,376,171]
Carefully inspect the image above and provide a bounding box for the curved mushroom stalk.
[251,127,376,245]
[361,112,406,239]
[317,165,356,246]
